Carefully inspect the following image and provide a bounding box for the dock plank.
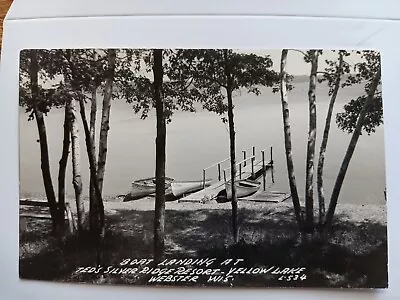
[240,191,291,203]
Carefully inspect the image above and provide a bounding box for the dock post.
[252,146,256,157]
[271,167,275,184]
[262,150,266,191]
[218,163,221,181]
[270,146,275,183]
[251,157,255,178]
[203,169,206,189]
[270,145,273,165]
[239,163,242,179]
[223,170,227,184]
[242,150,247,167]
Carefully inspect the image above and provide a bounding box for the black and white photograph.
[18,48,387,288]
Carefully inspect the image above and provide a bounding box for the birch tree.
[97,49,117,194]
[316,51,347,226]
[279,49,303,231]
[68,98,85,231]
[304,50,319,232]
[325,51,382,230]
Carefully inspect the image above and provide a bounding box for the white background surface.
[1,0,399,299]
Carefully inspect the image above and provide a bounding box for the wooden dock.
[239,191,291,203]
[179,147,273,203]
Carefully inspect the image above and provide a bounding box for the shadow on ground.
[19,205,387,288]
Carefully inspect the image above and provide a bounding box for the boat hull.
[216,180,261,203]
[171,179,212,197]
[123,177,174,202]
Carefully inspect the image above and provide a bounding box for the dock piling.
[262,150,266,191]
[270,146,275,183]
[251,158,255,178]
[270,146,273,165]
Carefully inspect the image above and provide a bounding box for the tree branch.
[289,49,310,59]
[182,77,194,91]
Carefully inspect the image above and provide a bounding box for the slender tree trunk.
[77,96,105,233]
[324,69,381,230]
[317,53,343,226]
[69,99,85,232]
[153,49,166,263]
[305,50,318,233]
[77,95,105,264]
[97,49,116,194]
[28,50,59,233]
[279,49,303,231]
[57,101,71,228]
[223,49,239,243]
[89,85,99,233]
[65,49,105,241]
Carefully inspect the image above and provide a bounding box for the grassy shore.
[19,196,387,288]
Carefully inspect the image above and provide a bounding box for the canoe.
[171,178,213,198]
[216,179,261,203]
[123,177,174,202]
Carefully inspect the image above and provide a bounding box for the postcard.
[18,48,387,288]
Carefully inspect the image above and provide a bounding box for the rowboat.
[216,179,261,203]
[123,177,174,202]
[171,178,213,198]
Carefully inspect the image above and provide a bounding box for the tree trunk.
[153,49,166,263]
[89,85,99,233]
[77,96,105,230]
[57,101,71,228]
[65,49,105,240]
[97,49,116,194]
[76,87,106,263]
[77,95,105,264]
[317,52,343,226]
[28,50,59,233]
[304,50,318,232]
[324,69,381,230]
[279,49,303,231]
[223,49,239,243]
[69,99,85,232]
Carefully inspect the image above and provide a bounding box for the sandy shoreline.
[19,194,379,226]
[20,192,387,226]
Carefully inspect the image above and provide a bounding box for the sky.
[243,49,365,75]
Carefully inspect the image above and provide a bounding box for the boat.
[171,178,213,198]
[216,179,261,203]
[123,177,174,202]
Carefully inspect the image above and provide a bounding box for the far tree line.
[20,49,383,263]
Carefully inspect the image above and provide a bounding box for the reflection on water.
[19,83,386,205]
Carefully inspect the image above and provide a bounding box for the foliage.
[166,49,279,114]
[336,94,383,135]
[19,49,140,119]
[336,50,382,134]
[318,50,351,96]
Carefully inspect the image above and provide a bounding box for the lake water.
[19,82,386,205]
